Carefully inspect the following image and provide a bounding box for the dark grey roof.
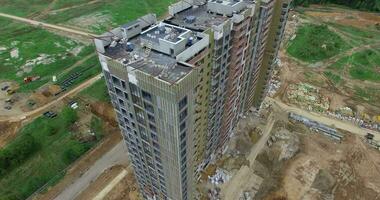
[121,20,140,29]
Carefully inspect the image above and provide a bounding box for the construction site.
[0,1,380,200]
[192,4,380,200]
[196,98,380,200]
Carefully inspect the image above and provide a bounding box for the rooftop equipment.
[184,15,197,24]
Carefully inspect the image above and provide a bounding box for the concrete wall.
[176,33,210,62]
[207,0,246,16]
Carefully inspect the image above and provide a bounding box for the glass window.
[118,98,124,105]
[178,96,187,110]
[144,102,154,113]
[121,80,126,89]
[180,140,186,150]
[180,121,186,132]
[141,90,152,102]
[151,132,158,141]
[124,92,129,100]
[180,131,186,141]
[112,76,121,86]
[179,108,188,122]
[149,124,157,132]
[147,114,155,123]
[115,87,123,96]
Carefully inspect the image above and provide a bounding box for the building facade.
[94,0,291,199]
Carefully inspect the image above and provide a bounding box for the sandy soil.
[263,132,380,200]
[104,168,142,200]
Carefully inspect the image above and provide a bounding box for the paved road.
[54,141,128,200]
[267,97,380,141]
[0,74,102,123]
[0,12,99,38]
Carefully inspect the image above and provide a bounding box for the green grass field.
[0,107,103,200]
[80,77,110,102]
[287,24,350,62]
[328,49,380,82]
[0,18,94,92]
[349,49,380,81]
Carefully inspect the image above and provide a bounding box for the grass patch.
[42,0,176,33]
[0,0,53,16]
[79,77,110,102]
[348,49,380,81]
[324,71,342,84]
[0,107,101,200]
[51,0,92,10]
[287,24,350,62]
[328,56,350,71]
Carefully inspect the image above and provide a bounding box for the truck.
[24,76,40,84]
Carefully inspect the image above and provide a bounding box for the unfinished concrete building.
[94,0,291,199]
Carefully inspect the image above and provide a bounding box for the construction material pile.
[209,169,231,185]
[268,69,281,97]
[287,83,330,112]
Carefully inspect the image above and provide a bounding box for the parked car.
[4,105,12,110]
[1,85,9,91]
[43,111,57,118]
[5,98,14,104]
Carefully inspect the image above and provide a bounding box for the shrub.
[61,107,78,126]
[0,134,40,177]
[62,141,91,164]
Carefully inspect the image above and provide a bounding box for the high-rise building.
[94,1,291,199]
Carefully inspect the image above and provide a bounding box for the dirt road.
[0,12,99,38]
[54,141,128,200]
[92,169,129,200]
[0,74,102,123]
[247,115,275,165]
[221,115,275,199]
[267,97,380,140]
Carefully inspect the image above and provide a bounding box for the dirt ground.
[0,121,21,148]
[305,5,380,29]
[255,123,380,200]
[276,6,380,118]
[103,168,141,200]
[0,81,26,117]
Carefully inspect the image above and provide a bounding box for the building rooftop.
[103,35,193,84]
[166,4,227,31]
[141,23,188,44]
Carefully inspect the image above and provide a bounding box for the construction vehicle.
[1,85,9,91]
[7,89,15,95]
[5,98,14,104]
[24,76,40,84]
